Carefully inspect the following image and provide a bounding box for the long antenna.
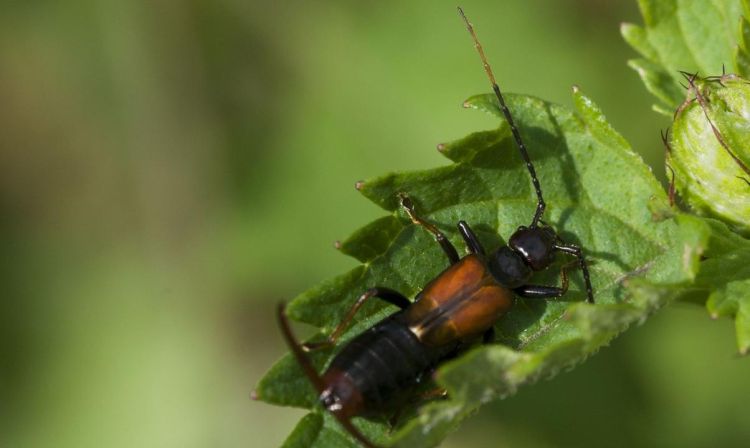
[458,6,546,228]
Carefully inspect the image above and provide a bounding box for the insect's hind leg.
[302,287,411,351]
[399,193,460,264]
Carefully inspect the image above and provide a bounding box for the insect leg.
[399,193,459,264]
[513,261,571,298]
[302,287,411,352]
[554,243,594,303]
[457,221,486,256]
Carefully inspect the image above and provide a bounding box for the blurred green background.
[2,0,749,447]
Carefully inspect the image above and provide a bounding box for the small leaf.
[256,90,710,447]
[339,216,405,263]
[622,0,744,113]
[685,218,750,354]
[254,340,328,409]
[626,58,685,112]
[621,22,658,61]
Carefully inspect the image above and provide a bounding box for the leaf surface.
[680,218,750,354]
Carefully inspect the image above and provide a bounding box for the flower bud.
[668,74,750,233]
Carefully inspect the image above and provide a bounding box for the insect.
[277,7,595,448]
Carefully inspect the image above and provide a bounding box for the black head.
[509,225,558,270]
[488,225,559,288]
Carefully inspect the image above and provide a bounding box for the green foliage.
[682,219,750,354]
[256,5,750,445]
[621,0,745,114]
[255,90,711,447]
[623,0,750,356]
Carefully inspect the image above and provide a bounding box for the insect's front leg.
[513,259,580,299]
[457,220,487,256]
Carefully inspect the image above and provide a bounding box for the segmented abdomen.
[323,314,453,414]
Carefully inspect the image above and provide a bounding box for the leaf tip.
[572,84,581,94]
[740,346,749,357]
[626,59,649,79]
[250,389,260,400]
[355,180,365,191]
[334,240,342,250]
[462,100,472,109]
[437,143,446,152]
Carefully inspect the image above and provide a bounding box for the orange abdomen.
[401,254,513,347]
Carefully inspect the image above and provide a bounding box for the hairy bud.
[668,73,750,233]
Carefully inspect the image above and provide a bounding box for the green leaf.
[621,0,744,113]
[255,90,710,447]
[680,218,750,354]
[735,0,750,76]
